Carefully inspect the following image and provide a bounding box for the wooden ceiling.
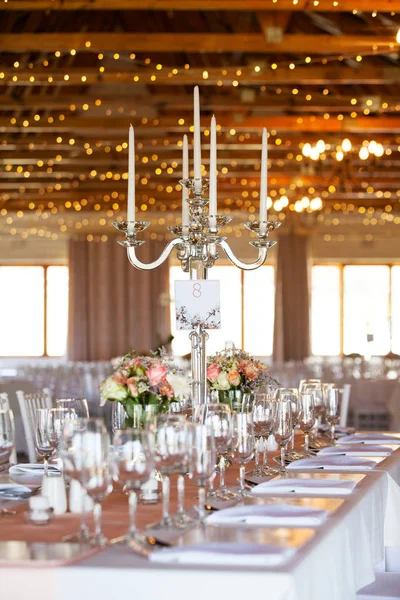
[1,0,400,242]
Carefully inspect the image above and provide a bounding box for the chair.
[0,393,17,465]
[339,383,351,427]
[16,388,52,463]
[356,573,400,599]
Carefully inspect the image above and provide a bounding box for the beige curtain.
[273,233,311,362]
[67,238,170,361]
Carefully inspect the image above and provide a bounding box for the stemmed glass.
[35,407,76,475]
[324,388,339,443]
[78,419,113,546]
[231,412,255,497]
[0,409,15,468]
[299,380,324,437]
[197,403,234,500]
[113,428,155,544]
[188,423,216,522]
[274,389,300,459]
[152,415,189,529]
[298,393,315,457]
[56,398,89,419]
[60,417,91,542]
[251,393,277,477]
[275,400,292,473]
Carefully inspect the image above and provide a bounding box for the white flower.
[166,372,191,398]
[215,371,230,391]
[138,381,150,394]
[99,377,127,406]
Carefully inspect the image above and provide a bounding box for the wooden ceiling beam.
[0,33,398,54]
[3,115,400,133]
[0,1,397,12]
[2,66,400,86]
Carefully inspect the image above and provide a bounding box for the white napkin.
[318,445,392,457]
[9,464,60,476]
[149,542,296,567]
[207,504,328,527]
[0,483,32,499]
[251,478,356,496]
[338,433,400,445]
[287,455,376,471]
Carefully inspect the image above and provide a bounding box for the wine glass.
[56,398,89,419]
[324,388,339,443]
[197,403,234,500]
[78,420,113,546]
[0,409,15,467]
[188,423,216,522]
[113,428,155,544]
[274,389,300,459]
[231,412,255,497]
[35,407,76,475]
[298,393,315,457]
[152,415,189,529]
[300,381,323,438]
[275,400,292,473]
[60,417,91,542]
[251,393,277,477]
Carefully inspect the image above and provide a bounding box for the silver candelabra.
[114,177,279,405]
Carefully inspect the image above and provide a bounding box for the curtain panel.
[273,233,311,362]
[67,238,170,361]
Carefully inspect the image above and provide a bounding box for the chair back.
[16,388,52,463]
[0,393,17,466]
[339,383,351,427]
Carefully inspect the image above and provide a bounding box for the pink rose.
[160,383,174,399]
[227,369,241,387]
[113,370,127,385]
[126,377,138,397]
[146,364,168,387]
[243,363,259,381]
[207,362,221,383]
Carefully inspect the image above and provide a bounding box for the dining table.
[1,432,400,600]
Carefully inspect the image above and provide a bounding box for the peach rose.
[126,377,138,397]
[160,383,174,399]
[207,361,221,383]
[227,369,241,387]
[113,370,127,386]
[146,364,168,387]
[243,363,259,380]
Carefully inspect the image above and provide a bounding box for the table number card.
[174,280,221,330]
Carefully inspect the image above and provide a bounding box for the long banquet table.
[1,433,400,600]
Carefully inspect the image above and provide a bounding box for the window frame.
[312,262,400,356]
[0,263,68,358]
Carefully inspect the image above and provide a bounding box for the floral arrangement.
[207,349,278,392]
[100,350,190,418]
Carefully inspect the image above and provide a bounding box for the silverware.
[0,508,17,516]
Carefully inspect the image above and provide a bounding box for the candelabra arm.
[219,240,268,271]
[126,238,183,271]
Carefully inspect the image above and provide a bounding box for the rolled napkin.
[318,445,392,457]
[251,477,356,496]
[0,483,32,499]
[149,542,296,567]
[287,455,377,471]
[207,504,328,527]
[338,433,400,445]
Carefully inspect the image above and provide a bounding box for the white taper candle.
[193,86,202,192]
[127,124,135,235]
[259,127,268,234]
[209,115,217,230]
[182,134,189,236]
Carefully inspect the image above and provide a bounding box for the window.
[169,265,275,357]
[311,264,397,356]
[0,266,69,357]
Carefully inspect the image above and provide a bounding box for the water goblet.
[298,393,315,457]
[152,415,189,530]
[113,428,155,544]
[0,409,15,467]
[274,400,292,473]
[324,388,339,443]
[231,412,255,496]
[188,423,216,522]
[56,398,89,419]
